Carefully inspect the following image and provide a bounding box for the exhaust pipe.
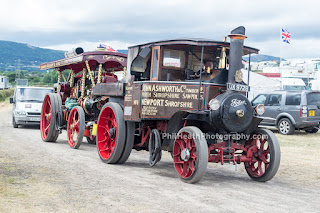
[227,26,247,84]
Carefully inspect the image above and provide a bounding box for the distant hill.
[0,40,284,72]
[0,40,64,72]
[243,54,285,62]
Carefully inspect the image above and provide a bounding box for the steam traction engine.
[40,47,127,149]
[94,26,281,183]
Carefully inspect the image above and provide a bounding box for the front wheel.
[67,106,85,149]
[13,116,18,128]
[40,93,59,142]
[244,128,281,182]
[173,126,208,184]
[96,102,126,164]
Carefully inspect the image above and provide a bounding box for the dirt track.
[0,104,319,213]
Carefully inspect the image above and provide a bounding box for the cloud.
[0,0,319,58]
[44,40,134,51]
[249,38,320,59]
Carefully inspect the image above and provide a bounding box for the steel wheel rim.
[173,132,197,179]
[245,135,270,177]
[41,95,52,139]
[67,108,80,147]
[97,106,117,160]
[279,121,289,134]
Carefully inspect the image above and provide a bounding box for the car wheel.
[13,116,18,128]
[277,118,294,135]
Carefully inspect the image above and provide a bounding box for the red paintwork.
[67,107,81,148]
[96,106,117,160]
[173,132,197,179]
[59,83,72,103]
[244,136,270,177]
[259,73,281,78]
[208,136,270,177]
[40,95,52,140]
[40,51,127,73]
[84,129,91,138]
[135,121,167,148]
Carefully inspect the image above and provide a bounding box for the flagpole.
[280,27,282,89]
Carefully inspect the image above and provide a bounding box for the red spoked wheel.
[244,128,281,182]
[173,126,208,184]
[67,106,85,149]
[96,102,125,164]
[40,93,59,142]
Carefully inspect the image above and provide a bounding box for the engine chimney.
[227,26,247,83]
[64,47,84,58]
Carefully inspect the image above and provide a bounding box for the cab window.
[151,49,159,79]
[163,50,185,68]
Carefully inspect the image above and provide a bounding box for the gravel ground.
[0,104,319,213]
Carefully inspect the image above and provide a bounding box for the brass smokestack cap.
[228,34,247,40]
[228,26,247,40]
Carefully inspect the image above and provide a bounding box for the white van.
[281,78,307,90]
[10,86,53,128]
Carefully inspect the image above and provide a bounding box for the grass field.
[275,131,320,187]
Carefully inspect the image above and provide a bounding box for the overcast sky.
[0,0,319,58]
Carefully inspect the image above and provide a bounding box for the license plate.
[30,117,40,121]
[309,110,315,117]
[227,83,249,92]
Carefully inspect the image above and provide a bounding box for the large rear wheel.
[173,126,208,184]
[116,121,135,164]
[96,102,126,164]
[51,93,62,142]
[244,128,281,182]
[40,93,59,142]
[67,106,85,149]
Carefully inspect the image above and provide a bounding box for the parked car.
[251,90,320,135]
[10,86,53,128]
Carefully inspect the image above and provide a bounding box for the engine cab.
[123,36,259,127]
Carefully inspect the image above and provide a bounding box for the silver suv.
[10,86,53,128]
[251,90,320,135]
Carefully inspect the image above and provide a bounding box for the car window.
[307,93,320,106]
[252,94,267,106]
[267,94,282,106]
[285,94,301,105]
[283,85,306,90]
[17,88,53,102]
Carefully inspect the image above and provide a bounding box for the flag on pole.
[281,28,291,44]
[99,44,117,52]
